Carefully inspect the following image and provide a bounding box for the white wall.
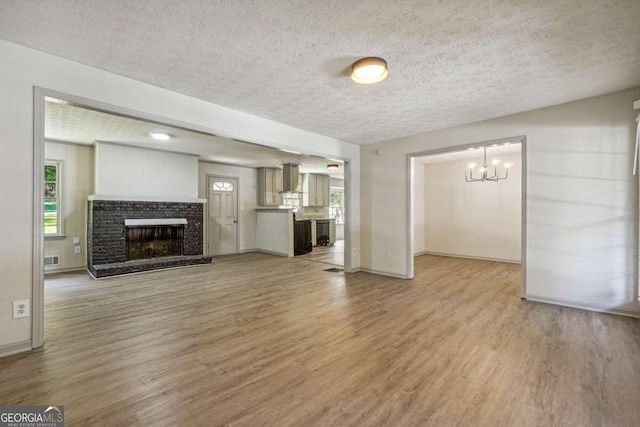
[95,143,198,199]
[330,177,344,188]
[413,162,426,254]
[361,87,640,315]
[198,162,258,252]
[44,141,94,272]
[0,39,360,349]
[256,211,294,257]
[422,152,522,262]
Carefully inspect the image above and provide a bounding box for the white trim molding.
[254,248,290,257]
[124,218,187,226]
[32,87,46,349]
[352,267,410,279]
[527,295,640,318]
[418,251,521,264]
[0,340,32,358]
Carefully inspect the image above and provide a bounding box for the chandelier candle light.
[465,147,512,182]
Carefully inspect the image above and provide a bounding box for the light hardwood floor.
[297,239,344,266]
[1,254,639,426]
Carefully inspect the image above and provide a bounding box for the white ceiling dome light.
[149,132,171,140]
[351,57,388,84]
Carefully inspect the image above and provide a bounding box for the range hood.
[282,163,300,193]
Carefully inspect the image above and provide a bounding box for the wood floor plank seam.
[0,253,639,426]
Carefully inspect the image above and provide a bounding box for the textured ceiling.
[3,0,640,144]
[45,99,345,178]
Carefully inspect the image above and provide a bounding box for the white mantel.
[124,218,188,226]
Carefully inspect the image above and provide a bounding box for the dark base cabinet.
[294,220,313,255]
[316,220,330,246]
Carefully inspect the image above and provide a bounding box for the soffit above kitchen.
[2,1,640,144]
[45,99,345,178]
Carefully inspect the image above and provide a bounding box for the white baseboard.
[239,248,258,254]
[254,249,291,257]
[0,340,32,358]
[417,251,521,264]
[351,267,410,279]
[527,295,640,318]
[45,266,87,275]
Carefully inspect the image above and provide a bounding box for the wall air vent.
[44,255,60,266]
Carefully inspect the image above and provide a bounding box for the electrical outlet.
[74,246,81,254]
[352,248,357,256]
[13,300,30,319]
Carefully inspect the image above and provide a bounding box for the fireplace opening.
[126,224,185,261]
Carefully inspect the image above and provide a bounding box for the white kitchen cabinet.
[302,173,330,206]
[319,175,330,206]
[258,167,283,206]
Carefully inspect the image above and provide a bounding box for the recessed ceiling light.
[327,164,339,170]
[351,57,388,84]
[150,132,171,140]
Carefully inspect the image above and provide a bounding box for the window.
[212,181,234,192]
[44,161,61,235]
[330,188,344,224]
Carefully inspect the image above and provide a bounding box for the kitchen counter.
[255,208,293,212]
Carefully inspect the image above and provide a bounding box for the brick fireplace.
[87,197,212,277]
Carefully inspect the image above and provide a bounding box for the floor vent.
[44,255,60,266]
[324,267,344,273]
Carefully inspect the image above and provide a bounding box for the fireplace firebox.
[126,224,184,261]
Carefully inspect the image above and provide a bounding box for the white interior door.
[208,177,238,255]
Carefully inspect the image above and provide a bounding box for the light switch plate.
[73,236,81,244]
[13,299,30,319]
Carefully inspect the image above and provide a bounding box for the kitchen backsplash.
[300,206,330,218]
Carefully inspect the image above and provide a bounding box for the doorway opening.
[32,88,353,348]
[408,136,526,297]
